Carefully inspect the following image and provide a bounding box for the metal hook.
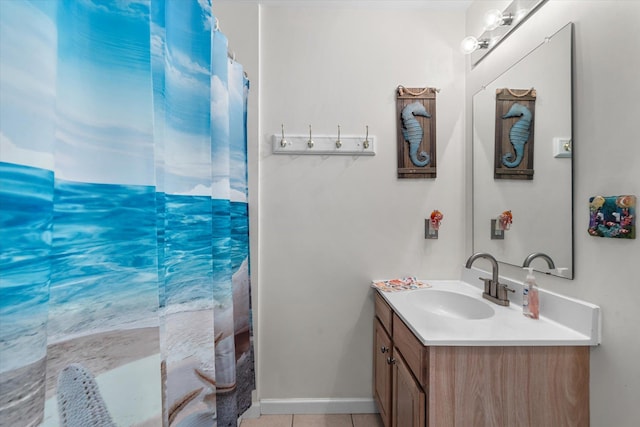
[336,125,342,149]
[308,125,314,148]
[363,125,370,149]
[214,17,220,32]
[280,124,287,148]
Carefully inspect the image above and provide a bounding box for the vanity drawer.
[375,292,393,334]
[393,313,428,388]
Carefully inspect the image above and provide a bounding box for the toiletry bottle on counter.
[522,267,539,319]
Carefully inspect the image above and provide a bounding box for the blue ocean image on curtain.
[0,1,254,426]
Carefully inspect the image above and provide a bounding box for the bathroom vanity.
[373,276,599,427]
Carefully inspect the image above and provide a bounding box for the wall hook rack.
[272,125,375,156]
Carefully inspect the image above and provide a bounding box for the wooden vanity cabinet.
[373,318,393,426]
[373,294,393,426]
[392,352,425,427]
[374,293,426,427]
[373,292,590,427]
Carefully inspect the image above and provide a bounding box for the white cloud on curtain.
[0,1,254,426]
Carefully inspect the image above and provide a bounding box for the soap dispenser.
[522,267,539,319]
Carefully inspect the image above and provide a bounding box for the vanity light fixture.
[461,0,548,65]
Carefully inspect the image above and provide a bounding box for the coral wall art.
[396,86,437,179]
[588,195,636,239]
[494,88,536,180]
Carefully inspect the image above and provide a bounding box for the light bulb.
[484,9,504,31]
[460,36,479,54]
[484,9,514,31]
[460,36,490,54]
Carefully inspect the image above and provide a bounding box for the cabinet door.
[374,319,393,427]
[392,352,425,427]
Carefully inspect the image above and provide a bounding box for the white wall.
[217,1,640,423]
[466,1,640,426]
[216,1,468,407]
[257,1,467,403]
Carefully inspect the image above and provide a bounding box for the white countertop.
[376,270,601,347]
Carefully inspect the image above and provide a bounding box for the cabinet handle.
[380,346,389,353]
[386,357,396,365]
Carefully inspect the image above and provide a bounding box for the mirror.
[472,23,573,278]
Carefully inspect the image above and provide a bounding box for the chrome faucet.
[523,252,556,270]
[465,252,514,306]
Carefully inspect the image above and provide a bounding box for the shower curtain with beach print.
[0,1,254,426]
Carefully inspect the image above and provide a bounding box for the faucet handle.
[497,283,515,301]
[479,277,492,294]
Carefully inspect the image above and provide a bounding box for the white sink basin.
[375,278,601,346]
[399,289,495,320]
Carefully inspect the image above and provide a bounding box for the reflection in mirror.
[472,23,573,278]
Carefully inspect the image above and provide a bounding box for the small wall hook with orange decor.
[426,210,443,239]
[498,210,513,230]
[491,210,512,240]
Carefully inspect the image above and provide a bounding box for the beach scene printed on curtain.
[0,1,253,426]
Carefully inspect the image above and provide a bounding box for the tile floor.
[240,413,384,427]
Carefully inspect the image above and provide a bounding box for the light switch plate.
[425,219,438,239]
[491,219,504,240]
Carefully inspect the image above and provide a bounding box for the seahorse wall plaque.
[494,88,536,180]
[396,86,437,179]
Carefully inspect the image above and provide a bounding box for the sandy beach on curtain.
[164,308,233,425]
[41,327,161,426]
[36,307,253,426]
[42,354,162,427]
[0,358,47,427]
[44,255,249,397]
[45,326,160,398]
[36,259,250,425]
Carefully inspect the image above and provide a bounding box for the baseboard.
[259,398,377,415]
[238,390,261,423]
[239,401,261,420]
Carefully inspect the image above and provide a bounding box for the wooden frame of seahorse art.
[396,86,437,179]
[494,88,536,180]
